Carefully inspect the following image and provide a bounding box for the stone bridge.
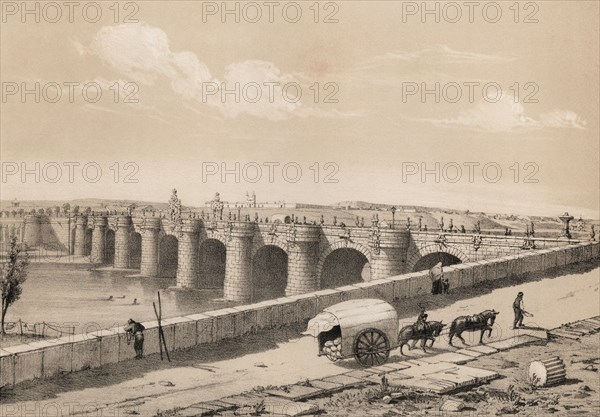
[0,212,580,302]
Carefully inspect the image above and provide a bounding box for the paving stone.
[549,329,581,340]
[309,379,345,392]
[370,364,402,374]
[404,359,431,367]
[321,374,365,388]
[220,393,266,407]
[572,321,600,332]
[566,323,598,334]
[560,327,589,336]
[344,369,377,380]
[427,369,478,388]
[365,372,413,385]
[456,349,485,358]
[487,334,545,351]
[384,361,412,371]
[264,385,325,401]
[453,366,500,383]
[420,352,474,365]
[400,362,456,378]
[466,344,499,355]
[257,397,321,417]
[396,377,457,394]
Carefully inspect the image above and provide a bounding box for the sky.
[1,1,598,218]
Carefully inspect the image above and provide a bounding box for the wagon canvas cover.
[304,299,399,356]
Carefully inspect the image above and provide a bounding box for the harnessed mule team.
[398,309,500,355]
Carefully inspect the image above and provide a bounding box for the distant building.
[203,191,294,209]
[11,199,19,207]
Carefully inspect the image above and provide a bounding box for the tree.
[62,203,70,215]
[1,236,29,335]
[72,205,80,215]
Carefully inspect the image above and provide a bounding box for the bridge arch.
[159,234,179,277]
[105,229,115,264]
[84,227,93,256]
[317,241,372,289]
[130,231,142,269]
[251,237,289,259]
[198,238,227,289]
[251,244,288,301]
[406,244,469,272]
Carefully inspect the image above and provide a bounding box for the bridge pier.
[176,221,200,288]
[90,216,108,263]
[224,222,255,302]
[370,229,410,279]
[23,215,40,247]
[286,225,321,296]
[140,217,162,277]
[114,216,132,268]
[73,215,88,256]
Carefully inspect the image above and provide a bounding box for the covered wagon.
[303,299,399,367]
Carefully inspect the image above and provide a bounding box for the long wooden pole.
[152,301,164,360]
[158,292,170,362]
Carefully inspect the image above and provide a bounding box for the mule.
[448,310,499,346]
[398,321,445,355]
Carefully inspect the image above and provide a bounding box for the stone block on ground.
[548,329,583,340]
[384,361,412,371]
[465,344,498,355]
[488,334,545,351]
[395,377,457,394]
[309,379,345,392]
[420,352,474,365]
[440,399,465,412]
[264,385,325,401]
[262,399,320,417]
[455,348,485,358]
[186,401,232,416]
[219,393,267,407]
[400,362,456,378]
[427,368,478,389]
[370,363,403,374]
[404,359,431,367]
[344,369,377,380]
[321,373,366,388]
[455,365,500,383]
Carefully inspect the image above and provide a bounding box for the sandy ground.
[312,333,600,417]
[0,262,598,416]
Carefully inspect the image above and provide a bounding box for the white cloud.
[357,44,515,70]
[418,93,586,133]
[75,23,354,121]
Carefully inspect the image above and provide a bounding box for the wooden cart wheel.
[353,328,390,367]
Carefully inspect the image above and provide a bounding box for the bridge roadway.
[2,262,597,416]
[1,212,580,302]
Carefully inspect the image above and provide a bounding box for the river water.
[3,261,599,339]
[3,264,237,336]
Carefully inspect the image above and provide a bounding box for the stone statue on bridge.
[211,193,224,220]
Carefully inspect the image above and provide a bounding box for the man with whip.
[513,291,533,329]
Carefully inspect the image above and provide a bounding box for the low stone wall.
[1,241,598,387]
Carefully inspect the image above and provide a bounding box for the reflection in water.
[6,264,234,333]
